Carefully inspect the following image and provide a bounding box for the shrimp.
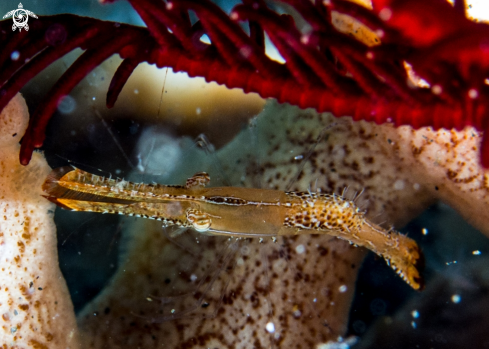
[43,166,424,290]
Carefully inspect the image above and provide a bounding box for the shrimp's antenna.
[286,122,339,191]
[94,110,135,169]
[54,154,113,177]
[195,134,231,186]
[156,67,169,119]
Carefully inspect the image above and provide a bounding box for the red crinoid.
[1,0,489,166]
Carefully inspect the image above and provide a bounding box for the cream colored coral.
[0,94,80,348]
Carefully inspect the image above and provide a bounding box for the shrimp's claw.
[387,234,425,291]
[186,172,210,189]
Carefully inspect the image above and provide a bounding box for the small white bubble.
[190,274,198,282]
[379,7,392,21]
[92,96,96,101]
[237,257,245,266]
[265,322,275,333]
[432,85,442,95]
[293,309,302,318]
[239,46,252,58]
[241,245,250,255]
[134,89,139,94]
[451,294,461,303]
[171,309,175,314]
[422,228,428,235]
[57,95,76,114]
[473,250,481,255]
[10,51,20,61]
[339,285,347,293]
[393,179,405,190]
[196,107,201,115]
[411,310,419,318]
[468,89,479,99]
[313,298,317,303]
[294,155,304,160]
[411,321,417,329]
[295,244,305,254]
[413,183,420,190]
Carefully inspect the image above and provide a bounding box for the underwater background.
[2,0,489,348]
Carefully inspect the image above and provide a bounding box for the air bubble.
[370,298,387,316]
[468,89,479,99]
[265,322,275,333]
[45,23,67,46]
[57,95,76,114]
[379,7,392,21]
[432,85,442,95]
[10,51,19,61]
[393,179,405,190]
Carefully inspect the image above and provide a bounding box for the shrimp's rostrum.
[43,167,424,290]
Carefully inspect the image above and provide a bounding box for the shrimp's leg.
[140,236,240,322]
[186,172,211,188]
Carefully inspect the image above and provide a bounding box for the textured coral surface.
[77,101,489,348]
[0,95,79,349]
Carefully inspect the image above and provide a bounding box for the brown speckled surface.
[77,101,445,348]
[0,95,79,349]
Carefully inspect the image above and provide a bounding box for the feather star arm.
[0,0,489,166]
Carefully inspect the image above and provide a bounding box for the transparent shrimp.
[43,166,424,290]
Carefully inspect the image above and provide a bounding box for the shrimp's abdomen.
[281,192,424,290]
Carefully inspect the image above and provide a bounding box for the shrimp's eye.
[186,209,211,232]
